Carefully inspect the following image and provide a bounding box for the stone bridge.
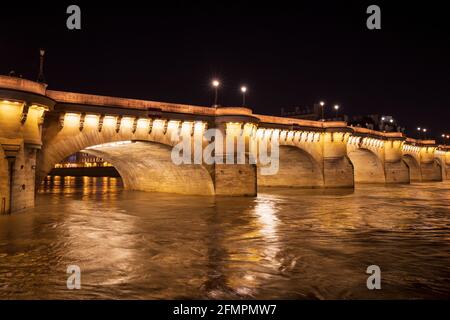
[1,75,449,213]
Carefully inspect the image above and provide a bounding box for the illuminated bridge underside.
[348,148,386,183]
[258,146,324,188]
[83,142,215,195]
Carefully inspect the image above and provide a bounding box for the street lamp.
[212,80,220,107]
[423,128,427,139]
[241,86,247,106]
[417,127,422,139]
[333,104,339,119]
[319,101,325,121]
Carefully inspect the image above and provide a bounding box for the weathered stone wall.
[214,164,257,196]
[323,156,354,188]
[10,144,37,212]
[385,160,410,183]
[0,149,9,214]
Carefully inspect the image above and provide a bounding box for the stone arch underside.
[257,145,324,188]
[40,142,214,195]
[81,141,215,195]
[402,154,421,182]
[347,148,385,183]
[424,158,443,182]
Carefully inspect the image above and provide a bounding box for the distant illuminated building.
[54,152,113,168]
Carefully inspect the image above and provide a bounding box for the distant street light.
[423,128,427,139]
[319,101,325,121]
[241,86,247,106]
[333,104,339,119]
[212,80,220,107]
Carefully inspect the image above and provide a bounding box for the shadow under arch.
[257,145,324,188]
[402,154,421,182]
[347,148,385,183]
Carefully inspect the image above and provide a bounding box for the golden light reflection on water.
[223,197,282,297]
[39,176,122,200]
[0,179,450,299]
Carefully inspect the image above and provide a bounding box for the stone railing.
[0,75,47,95]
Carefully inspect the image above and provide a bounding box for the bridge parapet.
[0,75,47,96]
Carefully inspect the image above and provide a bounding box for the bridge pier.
[0,81,54,213]
[212,110,258,196]
[322,131,354,188]
[384,140,410,184]
[0,142,40,213]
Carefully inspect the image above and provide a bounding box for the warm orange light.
[137,118,149,129]
[65,113,80,125]
[85,114,99,126]
[121,117,134,128]
[103,116,116,127]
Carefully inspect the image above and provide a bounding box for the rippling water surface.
[1,176,450,299]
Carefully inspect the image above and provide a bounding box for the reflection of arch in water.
[258,145,324,188]
[402,154,421,182]
[347,148,385,183]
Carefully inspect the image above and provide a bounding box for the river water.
[0,176,449,299]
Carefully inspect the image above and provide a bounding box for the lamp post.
[417,127,422,139]
[319,101,325,121]
[241,86,247,106]
[37,49,46,83]
[333,104,339,119]
[212,80,220,107]
[423,128,427,140]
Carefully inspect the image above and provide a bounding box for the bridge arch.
[347,148,385,183]
[37,117,215,195]
[257,145,324,188]
[402,154,421,182]
[81,141,215,195]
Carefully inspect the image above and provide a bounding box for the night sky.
[1,1,449,140]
